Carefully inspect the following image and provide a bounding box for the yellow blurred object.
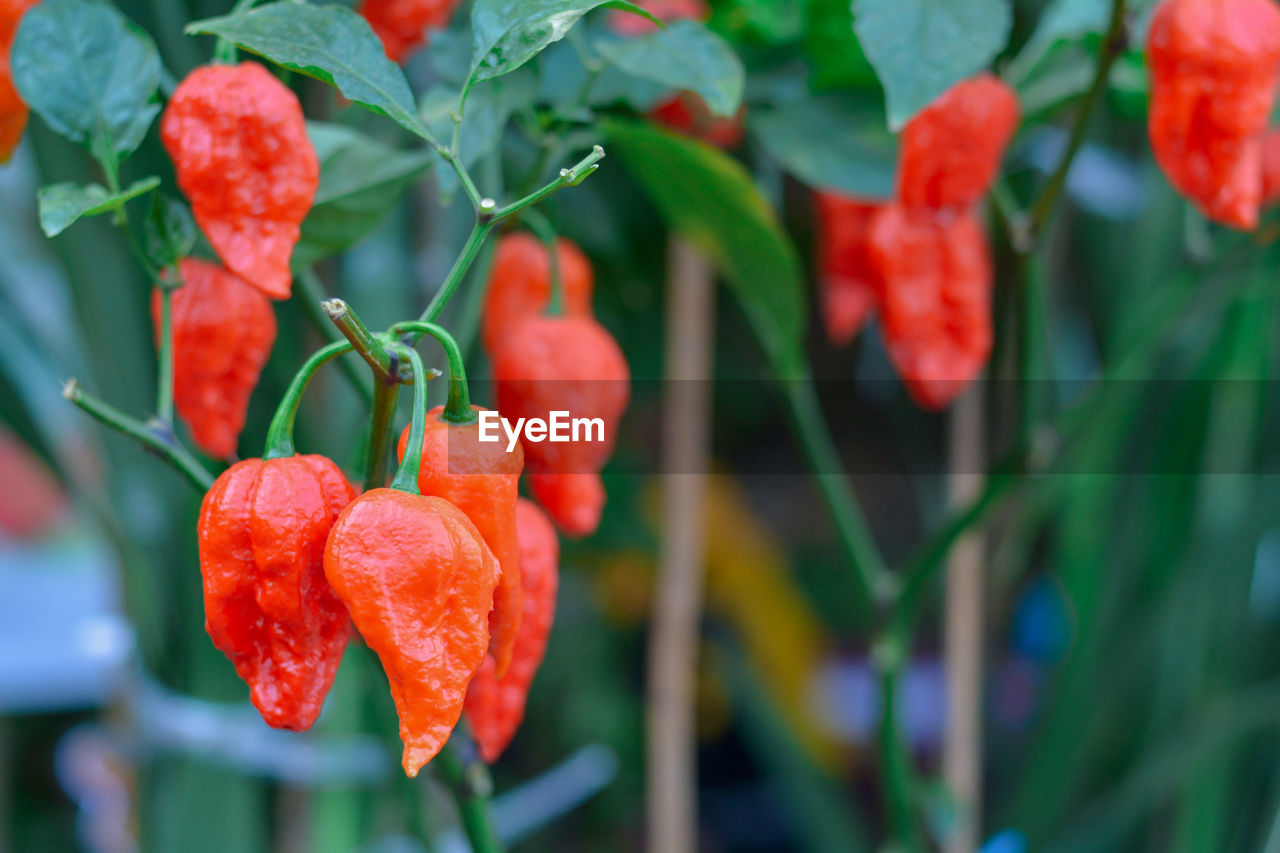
[640,473,844,770]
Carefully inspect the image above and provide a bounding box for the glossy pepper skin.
[814,192,883,346]
[867,205,992,411]
[162,63,319,299]
[897,73,1019,213]
[358,0,460,62]
[198,455,356,730]
[396,405,524,678]
[0,0,37,162]
[492,316,630,537]
[324,488,499,776]
[153,258,276,459]
[1147,0,1280,229]
[481,233,594,357]
[465,499,560,763]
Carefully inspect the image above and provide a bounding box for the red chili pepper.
[465,498,559,763]
[492,315,630,537]
[867,205,992,410]
[396,405,524,678]
[198,454,356,730]
[1147,0,1280,229]
[0,0,38,162]
[1260,127,1280,207]
[650,93,747,149]
[358,0,461,63]
[0,427,66,539]
[162,63,319,299]
[814,192,883,346]
[897,73,1019,214]
[153,258,277,459]
[482,233,594,358]
[324,488,498,776]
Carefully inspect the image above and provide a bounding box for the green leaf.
[750,94,897,198]
[852,0,1012,129]
[37,177,160,237]
[294,122,435,266]
[143,194,197,269]
[11,0,161,163]
[804,0,880,91]
[468,0,659,88]
[594,20,744,117]
[187,3,436,144]
[605,118,804,375]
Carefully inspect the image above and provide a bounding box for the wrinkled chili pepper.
[482,233,594,358]
[153,258,276,459]
[162,63,318,299]
[325,488,497,775]
[465,498,560,763]
[0,0,37,162]
[198,454,356,730]
[866,205,992,410]
[1147,0,1280,229]
[492,315,630,537]
[814,192,883,346]
[396,404,524,678]
[358,0,460,62]
[1259,127,1280,207]
[897,73,1019,214]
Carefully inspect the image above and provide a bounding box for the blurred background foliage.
[4,0,1280,851]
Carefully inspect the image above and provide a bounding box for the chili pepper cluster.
[816,74,1018,410]
[485,233,632,539]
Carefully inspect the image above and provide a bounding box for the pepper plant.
[5,0,1280,852]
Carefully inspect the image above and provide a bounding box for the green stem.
[323,298,406,383]
[263,342,354,459]
[492,145,606,220]
[390,322,473,424]
[364,381,400,491]
[875,655,923,852]
[155,287,174,426]
[782,370,893,614]
[388,346,429,494]
[418,220,495,325]
[436,739,505,853]
[213,0,258,63]
[63,379,215,491]
[1025,0,1127,237]
[296,268,375,402]
[522,207,564,315]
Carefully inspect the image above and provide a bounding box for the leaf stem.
[323,297,406,383]
[390,322,473,424]
[417,220,495,326]
[63,379,215,491]
[155,288,174,426]
[436,738,505,853]
[782,369,893,614]
[1025,0,1128,238]
[388,345,428,494]
[492,145,606,220]
[262,341,354,459]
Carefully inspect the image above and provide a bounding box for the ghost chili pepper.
[325,343,498,776]
[162,62,319,299]
[1147,0,1280,229]
[0,0,38,163]
[481,232,594,357]
[197,341,357,730]
[153,257,276,459]
[358,0,461,62]
[814,192,884,346]
[867,205,993,411]
[896,73,1019,214]
[465,498,560,763]
[392,320,524,679]
[492,315,631,537]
